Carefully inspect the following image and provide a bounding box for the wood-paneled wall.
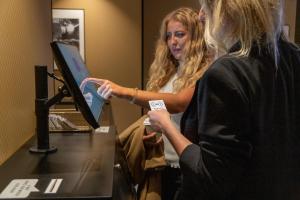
[0,0,52,165]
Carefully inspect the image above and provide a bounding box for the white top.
[159,73,182,168]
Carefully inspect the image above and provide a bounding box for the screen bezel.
[50,41,100,129]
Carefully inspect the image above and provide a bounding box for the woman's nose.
[170,36,178,45]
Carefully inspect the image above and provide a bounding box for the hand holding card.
[144,100,167,141]
[148,100,167,110]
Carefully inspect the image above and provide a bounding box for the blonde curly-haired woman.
[81,7,212,200]
[82,7,211,113]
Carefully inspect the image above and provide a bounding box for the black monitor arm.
[29,65,70,154]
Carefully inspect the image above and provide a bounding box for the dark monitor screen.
[50,41,104,129]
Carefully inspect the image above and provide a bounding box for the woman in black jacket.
[148,0,300,199]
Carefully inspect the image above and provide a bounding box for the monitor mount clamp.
[29,65,70,153]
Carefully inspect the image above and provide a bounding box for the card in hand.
[148,100,167,111]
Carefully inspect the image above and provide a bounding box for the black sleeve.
[179,59,254,198]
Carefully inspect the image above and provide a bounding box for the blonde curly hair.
[146,7,211,93]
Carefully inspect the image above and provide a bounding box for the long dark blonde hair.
[199,0,283,61]
[146,7,211,93]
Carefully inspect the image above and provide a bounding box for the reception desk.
[0,128,136,200]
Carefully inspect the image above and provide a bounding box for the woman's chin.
[173,54,182,61]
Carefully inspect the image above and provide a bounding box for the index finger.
[85,78,105,85]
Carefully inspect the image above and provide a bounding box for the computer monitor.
[50,41,104,129]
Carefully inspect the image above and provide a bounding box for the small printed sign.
[95,126,110,133]
[44,179,63,194]
[0,179,39,199]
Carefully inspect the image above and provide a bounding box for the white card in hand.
[149,100,167,110]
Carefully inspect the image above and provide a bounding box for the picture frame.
[52,9,85,68]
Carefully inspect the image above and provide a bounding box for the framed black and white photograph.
[52,9,85,66]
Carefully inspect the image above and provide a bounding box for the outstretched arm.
[81,77,194,113]
[129,86,194,113]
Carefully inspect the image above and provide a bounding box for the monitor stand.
[30,65,70,154]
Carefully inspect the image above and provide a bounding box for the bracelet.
[130,87,139,104]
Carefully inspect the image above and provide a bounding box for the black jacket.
[179,39,300,200]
